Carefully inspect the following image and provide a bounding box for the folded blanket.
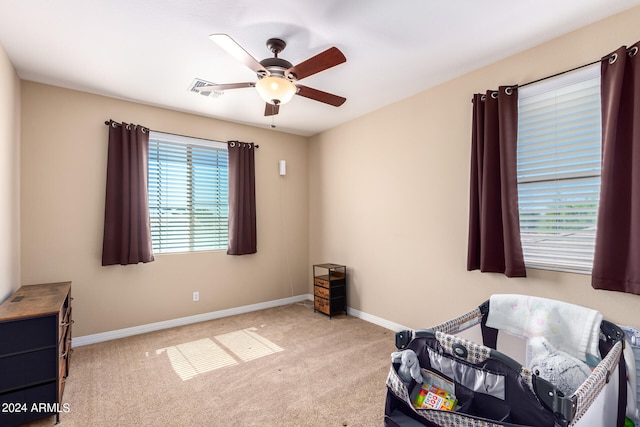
[486,294,602,364]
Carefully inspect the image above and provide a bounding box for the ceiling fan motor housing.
[259,57,295,80]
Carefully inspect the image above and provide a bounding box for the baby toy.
[391,349,423,386]
[528,336,592,396]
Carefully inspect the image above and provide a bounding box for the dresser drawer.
[0,381,57,426]
[314,277,329,288]
[314,285,330,299]
[0,347,57,392]
[314,297,330,315]
[0,316,57,356]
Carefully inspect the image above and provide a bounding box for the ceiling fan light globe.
[256,76,296,105]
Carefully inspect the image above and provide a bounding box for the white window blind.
[517,66,601,273]
[148,132,229,254]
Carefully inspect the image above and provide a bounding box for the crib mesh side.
[569,339,623,426]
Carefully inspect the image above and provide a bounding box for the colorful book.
[413,383,457,411]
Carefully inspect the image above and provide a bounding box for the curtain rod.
[473,49,629,102]
[104,120,259,148]
[519,46,638,89]
[517,58,601,89]
[472,57,602,102]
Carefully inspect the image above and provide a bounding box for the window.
[517,65,601,273]
[148,132,229,253]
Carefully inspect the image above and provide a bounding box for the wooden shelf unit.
[0,282,72,426]
[313,263,347,318]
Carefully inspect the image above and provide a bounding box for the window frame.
[147,131,229,254]
[516,65,601,274]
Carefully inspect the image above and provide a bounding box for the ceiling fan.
[196,34,347,116]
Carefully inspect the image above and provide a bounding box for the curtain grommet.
[609,53,618,64]
[505,87,514,96]
[480,94,487,102]
[629,46,638,57]
[491,91,499,99]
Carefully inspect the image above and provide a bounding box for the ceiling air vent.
[188,78,223,98]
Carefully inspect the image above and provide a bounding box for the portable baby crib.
[385,294,627,427]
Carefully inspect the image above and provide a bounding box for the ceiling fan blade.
[286,47,346,81]
[264,103,280,116]
[296,85,346,107]
[195,82,255,92]
[210,33,268,75]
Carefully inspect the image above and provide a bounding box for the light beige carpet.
[25,302,397,427]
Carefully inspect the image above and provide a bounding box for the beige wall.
[0,41,20,302]
[309,8,640,329]
[20,83,309,336]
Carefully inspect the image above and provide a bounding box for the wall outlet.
[193,291,199,302]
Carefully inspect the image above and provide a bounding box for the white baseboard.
[73,294,409,347]
[347,307,410,332]
[73,294,312,347]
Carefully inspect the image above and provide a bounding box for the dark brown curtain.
[227,141,257,255]
[102,121,154,266]
[467,86,526,277]
[592,42,640,295]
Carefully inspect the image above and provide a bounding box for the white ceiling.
[2,0,639,137]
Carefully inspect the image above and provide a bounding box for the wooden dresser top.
[0,282,71,321]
